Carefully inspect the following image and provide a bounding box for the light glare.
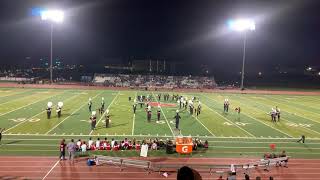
[41,10,64,23]
[228,19,255,31]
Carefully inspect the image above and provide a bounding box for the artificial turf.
[0,87,320,158]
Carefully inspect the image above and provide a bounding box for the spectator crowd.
[93,73,217,89]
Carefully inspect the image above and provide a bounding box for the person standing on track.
[59,139,66,160]
[67,139,77,163]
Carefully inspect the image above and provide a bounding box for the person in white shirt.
[151,141,157,150]
[88,137,94,148]
[96,138,100,149]
[76,139,82,151]
[81,142,87,153]
[111,138,115,148]
[103,138,107,149]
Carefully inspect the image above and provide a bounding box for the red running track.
[0,157,319,180]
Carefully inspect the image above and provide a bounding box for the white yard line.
[4,92,78,134]
[0,89,35,106]
[243,113,293,138]
[182,95,216,136]
[89,91,120,135]
[245,97,320,136]
[205,95,293,138]
[258,95,320,125]
[131,92,137,135]
[194,116,216,137]
[201,101,255,137]
[0,92,61,117]
[152,92,175,137]
[265,95,320,113]
[45,92,103,134]
[42,160,60,180]
[4,110,46,133]
[232,94,320,137]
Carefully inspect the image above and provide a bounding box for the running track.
[0,157,319,180]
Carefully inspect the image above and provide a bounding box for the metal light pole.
[50,23,53,84]
[240,32,246,90]
[40,10,64,84]
[228,19,255,90]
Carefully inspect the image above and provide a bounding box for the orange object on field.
[176,137,193,154]
[269,143,276,150]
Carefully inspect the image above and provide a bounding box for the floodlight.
[39,9,64,84]
[307,67,312,71]
[318,72,320,75]
[227,18,256,90]
[41,10,64,23]
[228,19,255,31]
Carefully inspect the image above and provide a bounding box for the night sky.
[0,0,320,74]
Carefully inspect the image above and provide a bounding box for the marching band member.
[174,110,181,130]
[46,102,52,119]
[88,98,92,112]
[235,107,241,114]
[147,105,152,122]
[270,108,277,122]
[185,97,188,109]
[189,100,194,115]
[197,101,201,117]
[224,99,229,112]
[157,105,161,122]
[276,106,281,121]
[101,97,105,113]
[133,103,137,114]
[56,102,63,118]
[105,115,110,128]
[90,111,97,130]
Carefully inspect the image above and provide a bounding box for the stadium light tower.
[228,19,255,90]
[40,10,64,84]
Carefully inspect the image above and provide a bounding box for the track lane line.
[41,160,60,180]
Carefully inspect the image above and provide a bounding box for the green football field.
[0,87,320,158]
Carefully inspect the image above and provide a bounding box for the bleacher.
[92,73,217,89]
[94,155,152,173]
[94,155,289,176]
